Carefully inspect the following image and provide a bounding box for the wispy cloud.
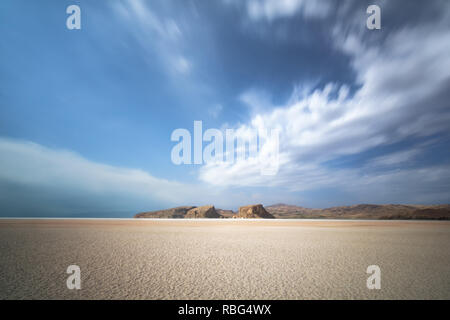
[0,138,192,216]
[0,138,296,216]
[112,0,192,76]
[368,149,421,168]
[225,0,332,21]
[199,2,450,201]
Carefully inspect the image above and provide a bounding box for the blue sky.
[1,0,450,217]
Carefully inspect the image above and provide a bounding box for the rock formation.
[134,206,195,218]
[234,204,275,219]
[216,209,235,218]
[185,205,221,218]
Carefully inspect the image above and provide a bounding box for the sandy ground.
[0,219,449,300]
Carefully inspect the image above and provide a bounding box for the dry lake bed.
[0,219,449,299]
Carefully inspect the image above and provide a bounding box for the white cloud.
[199,6,450,201]
[226,0,332,21]
[0,138,194,215]
[239,89,274,114]
[0,138,297,216]
[368,149,421,167]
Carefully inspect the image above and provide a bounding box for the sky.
[1,0,449,217]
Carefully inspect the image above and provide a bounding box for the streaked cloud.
[225,0,332,21]
[111,0,192,76]
[368,149,421,167]
[199,2,450,197]
[0,138,191,216]
[1,0,449,216]
[0,138,297,216]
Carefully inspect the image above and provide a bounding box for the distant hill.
[134,206,196,218]
[135,205,223,219]
[135,203,450,220]
[266,204,450,220]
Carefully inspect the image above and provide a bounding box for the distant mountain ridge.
[265,203,450,220]
[135,203,450,220]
